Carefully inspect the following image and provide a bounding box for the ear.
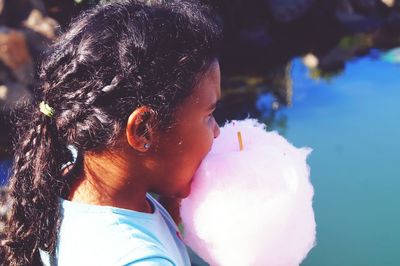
[126,106,157,152]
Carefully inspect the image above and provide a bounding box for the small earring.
[144,143,150,149]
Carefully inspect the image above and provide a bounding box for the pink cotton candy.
[180,119,316,266]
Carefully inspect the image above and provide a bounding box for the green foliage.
[308,67,344,82]
[339,34,372,51]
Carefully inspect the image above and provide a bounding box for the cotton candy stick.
[237,131,244,151]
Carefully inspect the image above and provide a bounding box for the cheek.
[177,122,213,164]
[160,118,215,163]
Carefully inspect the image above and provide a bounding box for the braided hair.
[1,0,222,264]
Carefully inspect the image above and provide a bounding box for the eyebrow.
[208,99,221,111]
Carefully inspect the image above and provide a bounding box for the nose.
[214,123,220,139]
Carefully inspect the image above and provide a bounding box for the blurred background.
[0,0,399,265]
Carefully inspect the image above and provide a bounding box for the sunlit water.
[267,55,400,266]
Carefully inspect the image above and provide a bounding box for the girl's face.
[150,60,221,198]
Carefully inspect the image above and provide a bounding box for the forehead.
[170,60,221,124]
[188,61,221,106]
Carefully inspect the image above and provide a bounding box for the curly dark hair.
[0,0,222,265]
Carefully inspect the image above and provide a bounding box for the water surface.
[273,55,400,265]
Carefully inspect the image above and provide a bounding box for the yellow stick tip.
[237,131,244,151]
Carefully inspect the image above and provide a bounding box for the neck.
[68,149,152,213]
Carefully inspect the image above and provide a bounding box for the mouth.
[188,174,195,186]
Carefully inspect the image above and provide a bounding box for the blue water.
[0,159,11,186]
[268,56,400,265]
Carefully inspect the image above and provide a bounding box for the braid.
[2,103,66,265]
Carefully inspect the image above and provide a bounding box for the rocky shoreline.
[1,0,400,139]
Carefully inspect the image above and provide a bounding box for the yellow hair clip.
[39,101,55,118]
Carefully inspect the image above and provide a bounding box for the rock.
[354,0,393,18]
[303,53,319,68]
[0,82,32,110]
[0,29,32,70]
[385,10,400,31]
[335,10,384,32]
[0,84,6,100]
[352,0,379,13]
[43,0,78,28]
[237,26,273,50]
[21,27,52,61]
[0,0,6,25]
[315,46,353,70]
[327,0,355,14]
[0,0,4,16]
[265,0,316,23]
[267,63,292,106]
[29,0,46,13]
[381,0,395,7]
[22,9,59,40]
[0,0,47,26]
[324,0,385,32]
[0,27,34,86]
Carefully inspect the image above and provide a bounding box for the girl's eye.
[208,111,215,119]
[208,112,217,125]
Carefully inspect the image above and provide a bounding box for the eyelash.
[208,111,216,121]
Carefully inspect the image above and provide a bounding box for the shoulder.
[56,200,176,265]
[43,239,176,266]
[54,198,191,266]
[56,235,176,266]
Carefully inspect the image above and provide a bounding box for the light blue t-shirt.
[40,194,191,266]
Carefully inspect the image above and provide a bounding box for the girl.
[1,0,222,265]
